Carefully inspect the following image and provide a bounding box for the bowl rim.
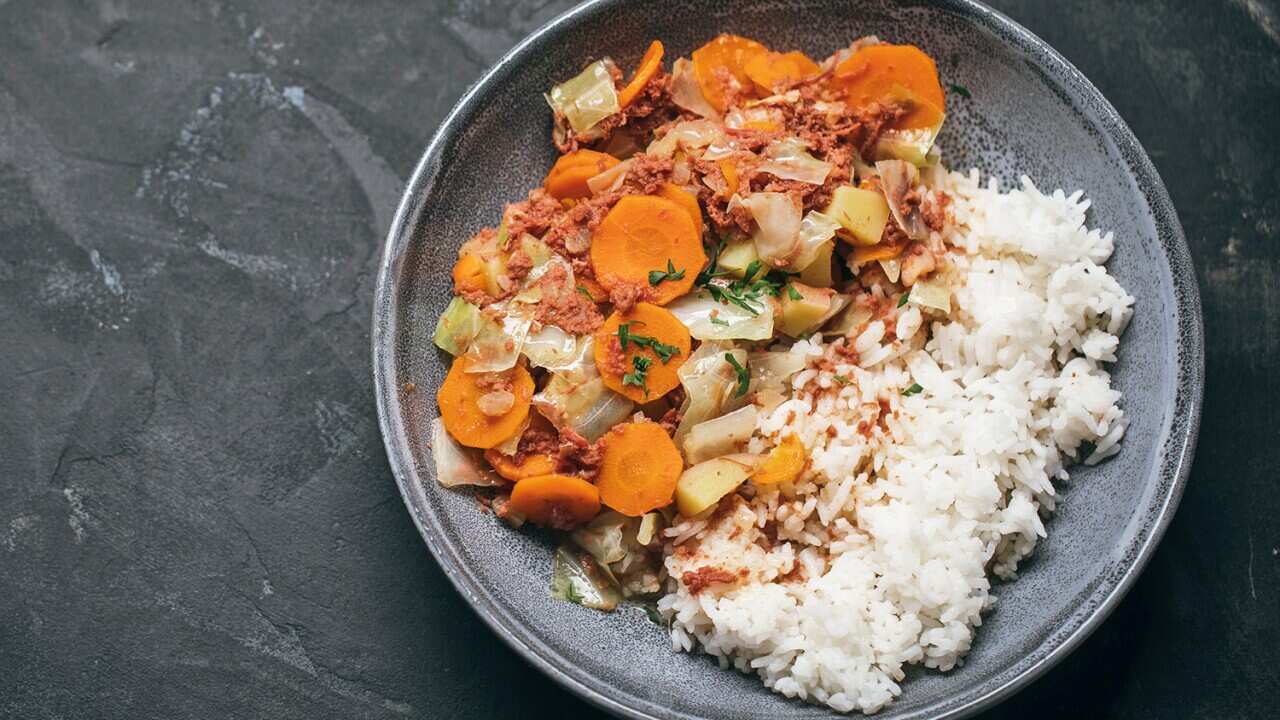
[371,1,1205,717]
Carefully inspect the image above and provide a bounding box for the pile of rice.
[657,168,1134,714]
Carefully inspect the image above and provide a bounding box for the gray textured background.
[0,1,1276,718]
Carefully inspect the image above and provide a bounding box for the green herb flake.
[787,285,803,301]
[622,355,653,394]
[833,374,852,386]
[648,259,687,287]
[641,603,665,626]
[709,316,730,327]
[897,289,911,308]
[617,322,681,364]
[948,82,972,99]
[902,382,923,397]
[724,353,750,398]
[576,285,596,301]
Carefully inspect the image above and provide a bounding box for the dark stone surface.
[0,1,1274,718]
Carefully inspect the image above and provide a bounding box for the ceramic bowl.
[372,1,1204,717]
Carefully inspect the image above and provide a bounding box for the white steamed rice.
[657,168,1134,714]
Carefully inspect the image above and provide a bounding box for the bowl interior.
[373,1,1201,718]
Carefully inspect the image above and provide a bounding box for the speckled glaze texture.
[372,1,1204,718]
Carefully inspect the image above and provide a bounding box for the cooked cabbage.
[670,58,720,119]
[666,290,775,341]
[674,343,749,446]
[546,60,620,134]
[571,511,631,565]
[747,349,808,392]
[463,308,531,373]
[683,404,759,464]
[876,159,931,240]
[908,275,952,314]
[533,337,635,441]
[551,543,622,611]
[522,324,583,371]
[646,119,723,158]
[586,158,632,195]
[791,211,841,271]
[823,300,874,337]
[758,138,833,185]
[432,297,481,356]
[430,417,503,488]
[741,192,803,266]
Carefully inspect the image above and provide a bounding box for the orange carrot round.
[597,421,682,516]
[543,149,621,200]
[451,253,489,296]
[508,474,601,528]
[657,182,704,236]
[484,449,559,481]
[830,44,945,130]
[590,194,704,305]
[691,34,770,112]
[593,302,691,403]
[437,356,534,449]
[618,40,665,109]
[744,50,820,95]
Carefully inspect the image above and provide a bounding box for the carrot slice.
[543,149,621,200]
[852,240,907,265]
[575,276,609,304]
[590,195,704,305]
[593,303,691,403]
[744,50,820,95]
[829,44,945,130]
[691,34,770,112]
[618,40,664,109]
[451,253,489,296]
[508,474,601,528]
[752,434,806,485]
[657,182,704,236]
[717,159,739,197]
[597,422,682,515]
[437,356,534,449]
[484,449,559,481]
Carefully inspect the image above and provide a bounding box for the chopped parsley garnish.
[902,382,923,397]
[1077,440,1097,461]
[616,322,681,363]
[622,355,653,394]
[576,285,595,301]
[897,289,911,308]
[698,264,794,316]
[641,603,665,627]
[724,353,750,398]
[787,285,803,301]
[833,374,852,386]
[948,82,972,98]
[709,316,730,327]
[648,259,686,287]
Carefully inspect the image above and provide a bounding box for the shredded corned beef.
[681,566,739,594]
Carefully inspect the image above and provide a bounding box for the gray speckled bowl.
[372,1,1204,717]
